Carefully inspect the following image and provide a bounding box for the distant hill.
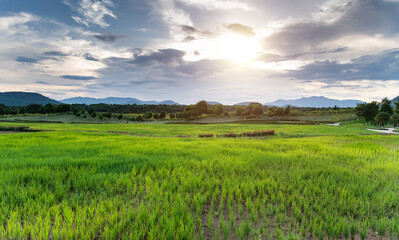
[234,102,256,106]
[0,92,60,106]
[61,97,180,105]
[208,101,222,105]
[264,96,364,108]
[391,96,399,107]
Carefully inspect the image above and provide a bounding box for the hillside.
[61,97,180,105]
[0,92,60,106]
[265,96,364,108]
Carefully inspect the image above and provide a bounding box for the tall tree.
[362,102,379,122]
[375,112,391,127]
[380,98,393,115]
[284,106,291,116]
[252,105,264,117]
[195,100,208,115]
[235,106,245,116]
[215,105,224,116]
[390,113,399,127]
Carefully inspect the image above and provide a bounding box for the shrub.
[198,134,214,138]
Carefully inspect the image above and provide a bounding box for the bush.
[243,130,275,137]
[199,134,214,138]
[218,130,275,138]
[118,114,123,120]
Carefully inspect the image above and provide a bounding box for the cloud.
[265,0,399,54]
[131,49,186,66]
[181,25,200,35]
[44,51,69,57]
[61,75,98,80]
[283,48,399,82]
[83,53,100,61]
[226,23,255,37]
[93,33,124,43]
[16,57,40,63]
[256,47,348,62]
[175,59,232,76]
[176,0,253,11]
[0,12,40,36]
[67,0,117,28]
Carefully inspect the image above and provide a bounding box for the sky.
[0,0,399,104]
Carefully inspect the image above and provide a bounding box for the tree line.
[1,101,351,121]
[355,98,399,127]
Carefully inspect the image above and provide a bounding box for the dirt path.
[0,131,21,134]
[327,122,342,126]
[366,128,399,134]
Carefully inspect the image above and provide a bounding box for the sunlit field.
[0,121,370,138]
[0,121,398,240]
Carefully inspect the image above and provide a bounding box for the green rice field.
[0,121,398,239]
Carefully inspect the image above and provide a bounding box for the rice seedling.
[0,122,397,239]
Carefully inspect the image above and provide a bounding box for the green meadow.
[0,121,399,239]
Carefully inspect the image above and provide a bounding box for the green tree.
[275,108,285,117]
[26,104,42,114]
[44,103,56,113]
[118,114,123,120]
[360,102,379,122]
[169,113,176,119]
[195,100,208,114]
[215,105,224,116]
[252,105,264,117]
[375,112,391,127]
[284,106,291,116]
[0,104,5,115]
[91,112,97,118]
[159,111,166,119]
[144,112,153,119]
[390,113,399,127]
[88,108,95,115]
[57,104,71,113]
[394,100,399,113]
[19,107,26,114]
[235,106,245,116]
[380,98,393,115]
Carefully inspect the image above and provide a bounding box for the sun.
[178,33,262,64]
[214,33,261,63]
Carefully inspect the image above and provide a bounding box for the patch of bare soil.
[0,131,21,134]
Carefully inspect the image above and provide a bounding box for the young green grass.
[0,127,398,239]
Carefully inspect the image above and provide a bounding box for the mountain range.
[60,97,180,105]
[0,92,60,106]
[2,92,397,108]
[264,96,365,108]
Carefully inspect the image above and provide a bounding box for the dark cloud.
[182,25,200,34]
[265,0,399,54]
[16,57,40,63]
[184,36,196,42]
[175,59,232,76]
[180,25,214,41]
[283,48,399,82]
[131,49,185,66]
[61,75,98,80]
[226,23,255,37]
[83,53,100,62]
[36,81,49,85]
[93,33,125,43]
[44,51,69,57]
[256,47,348,62]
